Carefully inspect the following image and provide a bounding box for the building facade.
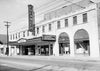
[0,34,7,56]
[9,0,100,57]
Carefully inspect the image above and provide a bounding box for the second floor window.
[57,21,61,29]
[16,34,17,39]
[37,27,39,34]
[49,24,51,31]
[83,13,87,23]
[42,26,45,33]
[10,35,12,40]
[27,30,29,36]
[73,16,77,25]
[23,31,25,37]
[18,33,20,38]
[13,34,14,40]
[65,19,68,27]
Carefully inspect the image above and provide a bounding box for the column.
[4,46,6,55]
[53,40,59,56]
[49,44,51,56]
[35,44,38,55]
[14,46,17,55]
[70,35,75,57]
[89,33,100,57]
[8,46,11,56]
[19,46,23,55]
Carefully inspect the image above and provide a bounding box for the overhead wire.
[10,0,58,33]
[11,0,86,33]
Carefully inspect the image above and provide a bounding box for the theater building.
[9,0,100,57]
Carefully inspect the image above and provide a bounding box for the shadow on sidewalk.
[29,65,50,71]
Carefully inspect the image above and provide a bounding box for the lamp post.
[4,21,11,56]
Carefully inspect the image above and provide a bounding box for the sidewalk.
[3,55,100,62]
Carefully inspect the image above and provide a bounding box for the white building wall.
[51,4,99,57]
[9,1,100,57]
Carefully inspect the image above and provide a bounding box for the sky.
[0,0,54,34]
[0,0,99,35]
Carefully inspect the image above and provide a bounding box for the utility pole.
[4,21,11,56]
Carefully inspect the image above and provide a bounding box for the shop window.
[83,13,87,23]
[57,21,61,29]
[42,26,45,33]
[49,23,51,31]
[65,19,68,27]
[73,16,77,25]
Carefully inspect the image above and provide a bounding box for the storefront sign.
[33,37,42,42]
[18,39,26,43]
[42,35,56,41]
[28,4,35,35]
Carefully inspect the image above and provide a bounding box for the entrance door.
[59,43,70,55]
[58,32,70,55]
[41,45,49,56]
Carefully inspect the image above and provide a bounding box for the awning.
[9,35,56,46]
[74,38,89,42]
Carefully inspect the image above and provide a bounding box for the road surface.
[0,56,100,71]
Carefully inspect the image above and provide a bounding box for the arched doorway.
[58,32,70,55]
[74,29,90,56]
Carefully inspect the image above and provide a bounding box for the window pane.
[23,31,25,37]
[42,26,45,33]
[37,27,39,34]
[16,34,17,39]
[65,19,68,27]
[27,30,29,36]
[83,13,87,23]
[13,34,14,40]
[10,35,12,40]
[49,24,51,31]
[57,21,60,29]
[18,33,20,38]
[73,16,77,25]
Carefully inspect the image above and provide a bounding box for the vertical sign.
[28,4,35,35]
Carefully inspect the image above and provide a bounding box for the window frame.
[42,25,45,33]
[27,30,29,36]
[16,33,17,39]
[13,34,14,40]
[57,21,61,29]
[49,23,51,31]
[10,35,12,40]
[23,31,25,37]
[37,27,39,34]
[65,19,68,27]
[73,16,77,25]
[18,33,20,38]
[83,13,87,23]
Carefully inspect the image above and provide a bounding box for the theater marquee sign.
[18,39,26,43]
[42,35,56,41]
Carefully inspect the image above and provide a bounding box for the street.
[0,56,100,71]
[0,65,27,71]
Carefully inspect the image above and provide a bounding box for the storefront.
[9,35,56,56]
[74,29,90,56]
[0,45,6,55]
[58,32,70,55]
